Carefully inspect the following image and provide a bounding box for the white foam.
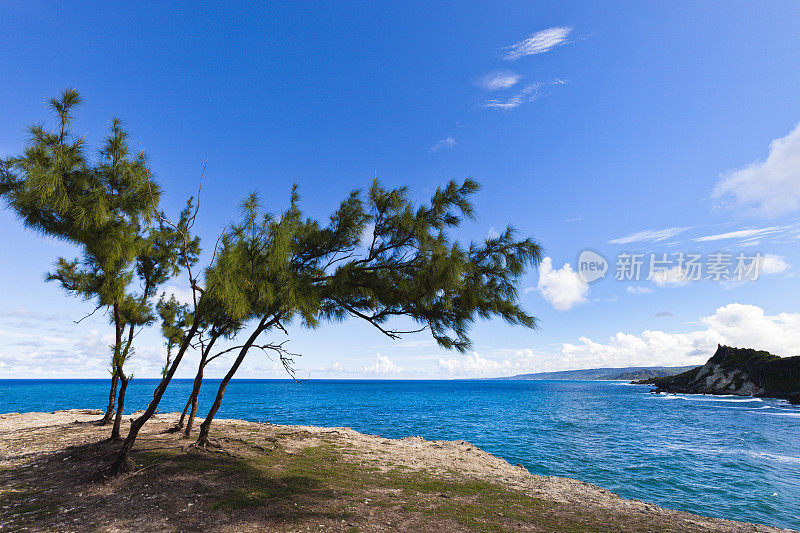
[656,394,763,403]
[748,451,800,464]
[760,411,800,418]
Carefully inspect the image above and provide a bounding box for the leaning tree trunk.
[111,319,201,473]
[183,365,204,436]
[110,370,129,441]
[183,335,217,436]
[196,326,263,446]
[99,371,119,425]
[176,396,192,430]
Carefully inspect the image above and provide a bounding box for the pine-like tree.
[111,178,542,470]
[0,91,164,430]
[192,179,542,445]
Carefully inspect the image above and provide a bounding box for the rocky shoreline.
[638,345,800,404]
[0,409,791,532]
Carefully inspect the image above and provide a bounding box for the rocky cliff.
[638,345,800,404]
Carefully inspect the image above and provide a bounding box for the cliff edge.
[0,410,789,532]
[637,345,800,404]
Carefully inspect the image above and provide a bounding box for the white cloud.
[693,226,784,242]
[502,27,572,60]
[626,286,652,295]
[477,70,521,91]
[713,122,800,217]
[0,327,126,378]
[536,257,589,310]
[487,227,500,239]
[484,83,542,110]
[319,361,343,373]
[560,304,800,368]
[363,354,402,375]
[438,352,512,375]
[758,253,790,275]
[161,285,195,305]
[429,137,456,153]
[608,227,690,244]
[649,265,689,287]
[0,306,66,321]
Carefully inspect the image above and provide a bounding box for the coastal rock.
[637,345,800,404]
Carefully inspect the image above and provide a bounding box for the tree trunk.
[183,365,204,436]
[183,335,217,437]
[110,370,129,441]
[196,326,264,446]
[111,318,201,473]
[99,370,119,425]
[176,396,191,429]
[105,302,125,438]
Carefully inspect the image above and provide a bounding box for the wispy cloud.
[484,83,542,110]
[693,226,784,242]
[429,137,456,153]
[0,306,66,321]
[502,27,572,60]
[650,265,689,287]
[608,227,690,245]
[476,70,521,91]
[626,286,652,295]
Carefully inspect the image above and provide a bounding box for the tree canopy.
[1,90,544,472]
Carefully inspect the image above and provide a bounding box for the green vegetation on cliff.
[639,345,800,404]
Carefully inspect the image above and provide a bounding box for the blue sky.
[2,1,800,378]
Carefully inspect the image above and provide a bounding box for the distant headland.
[495,365,694,381]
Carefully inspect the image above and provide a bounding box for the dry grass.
[0,410,786,532]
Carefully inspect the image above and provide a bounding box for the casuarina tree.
[0,90,163,430]
[111,178,542,469]
[193,178,543,446]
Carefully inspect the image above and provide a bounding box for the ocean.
[1,378,798,530]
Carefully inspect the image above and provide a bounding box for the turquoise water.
[1,379,798,530]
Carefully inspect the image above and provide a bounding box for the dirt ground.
[0,410,788,532]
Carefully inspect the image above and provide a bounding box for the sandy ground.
[0,410,789,532]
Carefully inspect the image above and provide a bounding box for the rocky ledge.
[0,410,790,532]
[637,345,800,404]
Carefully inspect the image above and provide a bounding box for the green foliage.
[3,91,545,453]
[0,89,160,245]
[156,294,192,376]
[201,177,542,354]
[0,90,180,377]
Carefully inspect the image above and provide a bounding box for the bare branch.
[186,161,206,230]
[74,304,103,324]
[251,341,304,383]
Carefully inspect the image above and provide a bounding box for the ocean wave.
[759,411,800,418]
[654,394,763,403]
[748,451,800,464]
